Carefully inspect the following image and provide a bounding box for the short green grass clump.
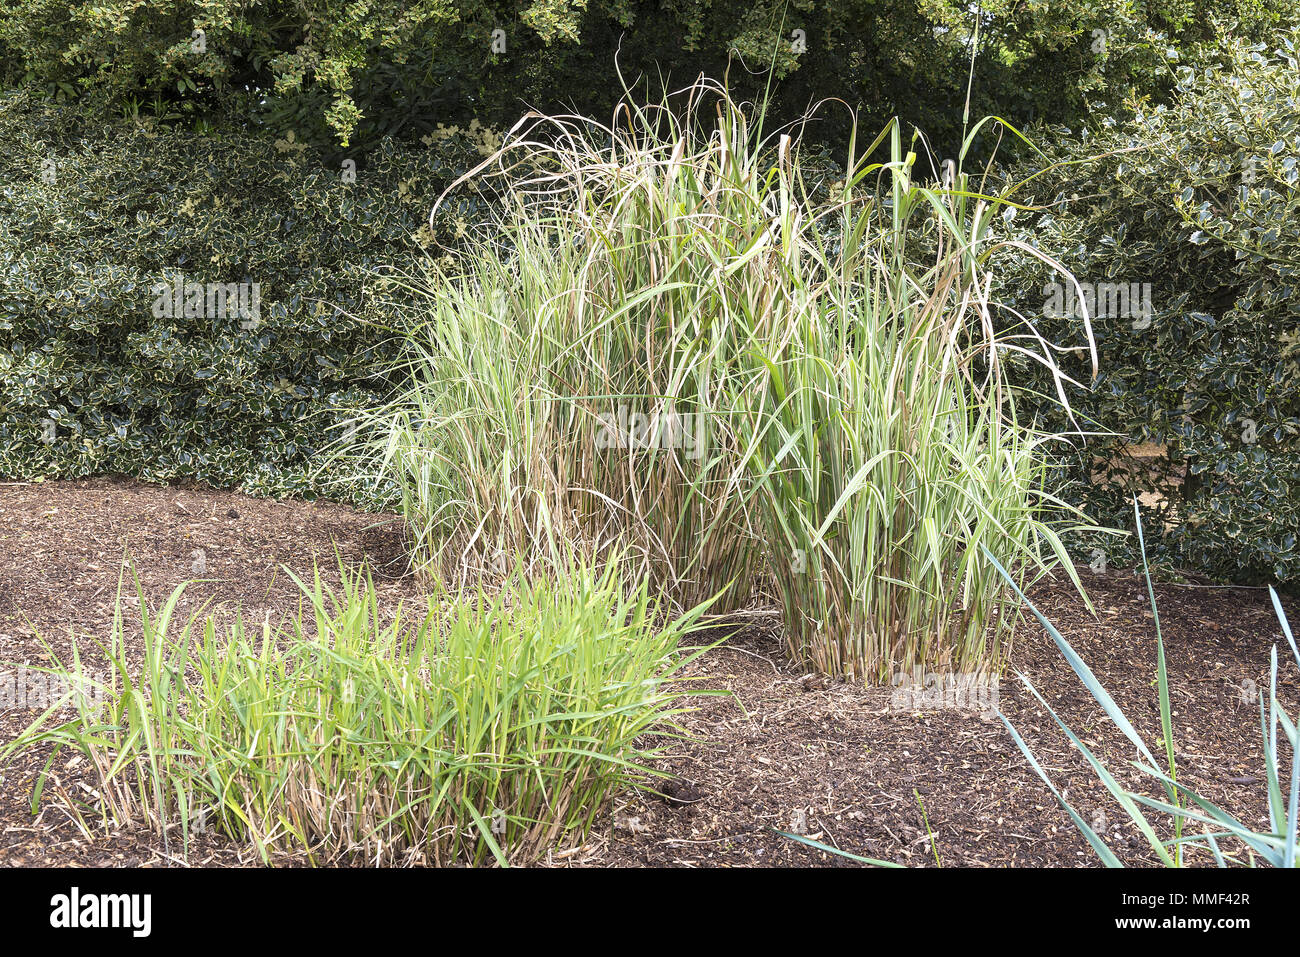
[2,559,711,866]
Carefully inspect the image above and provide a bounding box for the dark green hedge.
[999,35,1300,584]
[4,0,1297,167]
[0,92,497,500]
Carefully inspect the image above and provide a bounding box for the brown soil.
[1,478,1295,868]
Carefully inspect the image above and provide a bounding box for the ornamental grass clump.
[2,558,712,865]
[346,77,1097,680]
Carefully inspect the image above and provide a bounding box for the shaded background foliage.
[3,0,1296,164]
[0,90,499,499]
[1000,35,1300,584]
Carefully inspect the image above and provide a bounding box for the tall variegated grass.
[351,83,782,610]
[2,559,711,865]
[343,78,1097,680]
[726,118,1097,680]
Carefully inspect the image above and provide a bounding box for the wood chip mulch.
[1,478,1295,868]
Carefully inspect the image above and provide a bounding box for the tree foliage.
[3,1,1294,156]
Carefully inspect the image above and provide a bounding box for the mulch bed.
[1,478,1295,867]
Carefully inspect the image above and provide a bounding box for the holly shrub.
[999,33,1300,583]
[0,91,499,500]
